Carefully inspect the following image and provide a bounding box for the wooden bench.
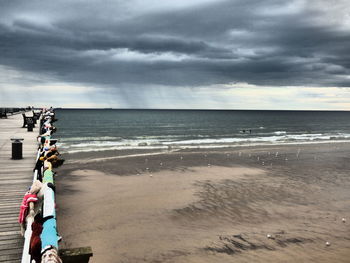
[22,113,35,128]
[32,110,41,124]
[0,108,7,118]
[33,110,41,119]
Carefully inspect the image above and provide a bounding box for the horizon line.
[54,108,350,112]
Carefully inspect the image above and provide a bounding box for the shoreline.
[59,142,347,176]
[61,140,348,160]
[59,139,350,156]
[56,142,350,262]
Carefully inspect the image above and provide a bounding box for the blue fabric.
[41,218,58,251]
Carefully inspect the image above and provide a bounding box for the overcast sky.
[1,0,350,109]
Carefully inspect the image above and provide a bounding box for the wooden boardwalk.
[0,113,39,263]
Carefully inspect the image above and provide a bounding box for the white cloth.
[43,185,55,218]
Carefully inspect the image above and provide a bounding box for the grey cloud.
[0,0,349,89]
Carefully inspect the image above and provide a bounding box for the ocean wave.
[58,132,350,154]
[59,134,213,142]
[274,131,287,135]
[63,140,350,154]
[59,136,122,142]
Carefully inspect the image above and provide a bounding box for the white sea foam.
[60,132,350,154]
[59,136,122,142]
[274,131,287,135]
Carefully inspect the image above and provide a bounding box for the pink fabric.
[18,192,38,224]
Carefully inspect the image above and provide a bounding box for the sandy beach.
[56,143,350,262]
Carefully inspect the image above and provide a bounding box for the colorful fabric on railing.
[43,186,55,219]
[41,247,62,263]
[18,192,38,224]
[41,218,59,253]
[44,160,53,170]
[43,170,54,184]
[29,180,43,194]
[29,220,43,263]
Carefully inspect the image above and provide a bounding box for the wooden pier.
[0,113,39,263]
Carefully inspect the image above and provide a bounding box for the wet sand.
[56,143,350,262]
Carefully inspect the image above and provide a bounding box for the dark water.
[54,109,350,153]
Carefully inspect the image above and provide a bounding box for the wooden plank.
[0,222,20,228]
[0,211,20,217]
[0,228,20,234]
[0,223,20,229]
[0,260,21,263]
[0,238,23,246]
[0,235,22,242]
[0,190,29,194]
[0,252,22,262]
[0,208,20,213]
[0,231,21,236]
[0,218,19,223]
[0,190,28,194]
[0,224,20,230]
[0,204,21,209]
[0,205,21,209]
[0,114,41,262]
[0,242,24,251]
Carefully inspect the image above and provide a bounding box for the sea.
[54,109,350,154]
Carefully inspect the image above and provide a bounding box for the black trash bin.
[11,138,24,159]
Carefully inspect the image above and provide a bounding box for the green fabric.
[43,170,54,184]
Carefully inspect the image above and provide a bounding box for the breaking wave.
[57,132,350,154]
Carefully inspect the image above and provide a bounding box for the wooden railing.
[21,149,41,263]
[19,109,93,263]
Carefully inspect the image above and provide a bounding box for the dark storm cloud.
[0,0,350,88]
